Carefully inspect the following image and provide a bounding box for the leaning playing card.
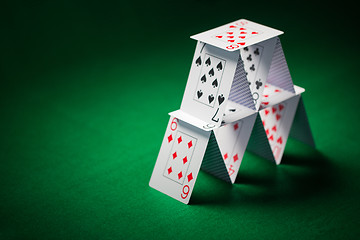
[259,94,301,163]
[239,37,277,110]
[180,41,239,127]
[149,116,211,204]
[213,111,256,183]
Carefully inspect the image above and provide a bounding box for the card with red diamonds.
[191,19,283,52]
[259,83,295,110]
[149,116,211,204]
[259,94,301,164]
[213,113,256,183]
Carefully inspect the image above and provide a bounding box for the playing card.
[149,116,211,204]
[221,100,244,124]
[201,132,231,183]
[193,54,226,107]
[266,38,295,94]
[246,114,275,162]
[259,95,301,164]
[239,37,278,110]
[213,112,256,183]
[168,109,217,131]
[191,19,283,52]
[215,121,243,172]
[222,100,256,124]
[260,102,287,162]
[200,106,256,183]
[289,87,315,147]
[201,121,243,183]
[180,41,239,127]
[260,83,294,110]
[227,53,255,110]
[241,45,264,94]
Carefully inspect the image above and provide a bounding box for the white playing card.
[168,109,217,131]
[213,111,256,183]
[191,19,283,52]
[260,83,295,110]
[260,102,287,162]
[239,37,277,110]
[259,95,300,164]
[180,41,239,128]
[222,100,256,124]
[266,37,295,94]
[241,45,264,92]
[289,93,315,147]
[216,121,243,178]
[149,116,211,204]
[193,54,226,107]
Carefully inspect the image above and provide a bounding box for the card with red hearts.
[191,19,283,52]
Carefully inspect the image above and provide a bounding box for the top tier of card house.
[171,19,286,131]
[190,19,283,51]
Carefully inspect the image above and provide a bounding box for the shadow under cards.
[190,140,339,205]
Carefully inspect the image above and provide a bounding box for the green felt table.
[1,0,359,239]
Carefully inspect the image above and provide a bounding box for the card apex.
[294,85,305,95]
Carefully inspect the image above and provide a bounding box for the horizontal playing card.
[149,116,211,204]
[221,100,256,124]
[259,83,295,110]
[191,19,283,52]
[168,109,217,131]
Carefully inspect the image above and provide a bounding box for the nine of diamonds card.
[149,117,210,204]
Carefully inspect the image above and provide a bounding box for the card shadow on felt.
[190,140,339,206]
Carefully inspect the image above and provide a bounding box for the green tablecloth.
[1,1,359,239]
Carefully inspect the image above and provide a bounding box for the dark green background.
[1,0,359,239]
